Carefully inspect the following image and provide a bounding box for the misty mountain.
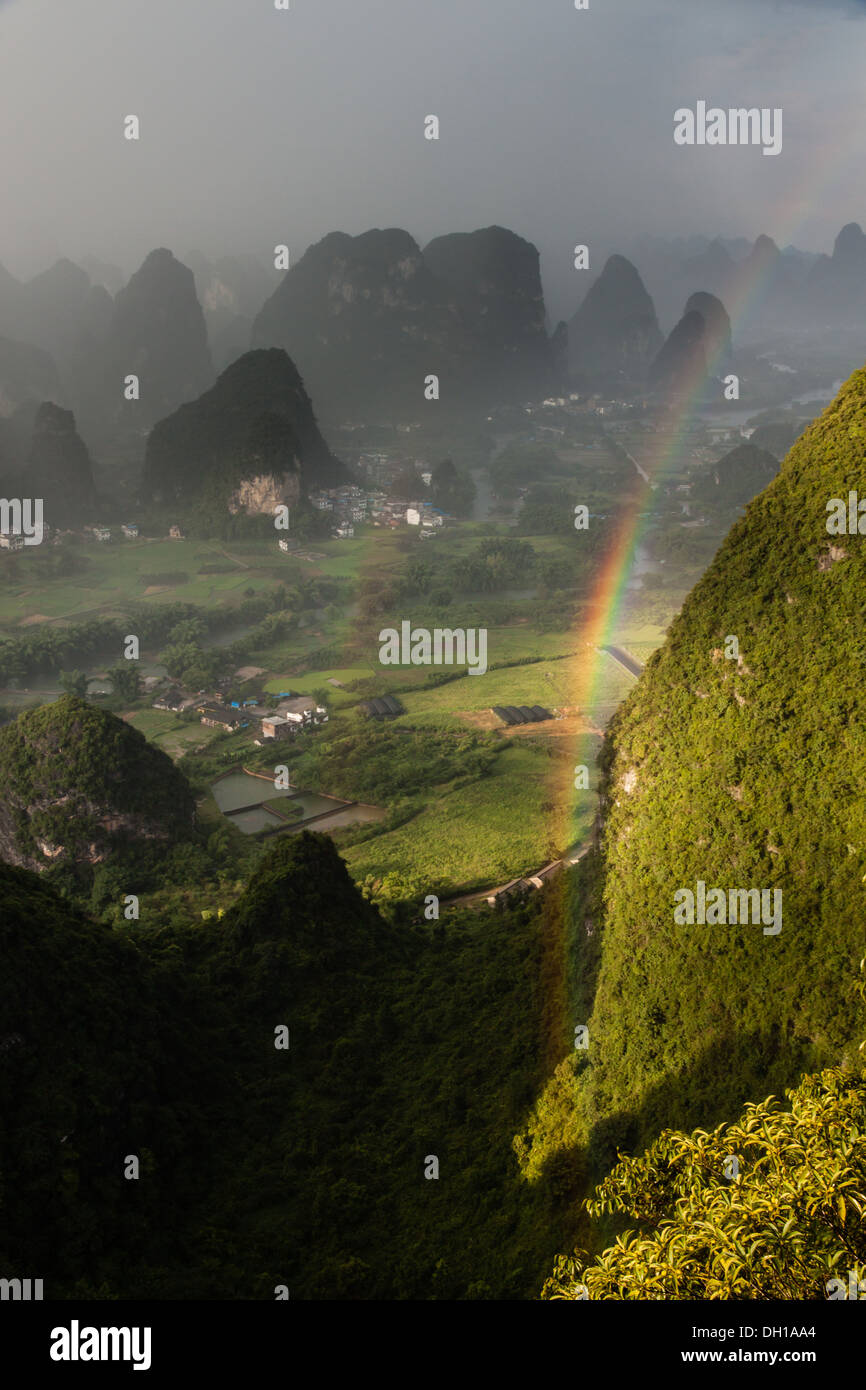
[22,402,98,526]
[0,335,64,416]
[566,253,662,386]
[24,258,93,360]
[252,226,555,421]
[78,254,125,295]
[731,234,795,329]
[0,261,28,336]
[624,234,744,329]
[0,259,112,443]
[421,225,553,394]
[185,250,280,373]
[649,291,731,395]
[807,222,866,320]
[627,231,825,338]
[142,347,346,517]
[679,238,737,305]
[105,248,213,428]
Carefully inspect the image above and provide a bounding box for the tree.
[59,669,88,698]
[543,1033,866,1300]
[166,617,207,646]
[108,663,142,704]
[430,457,476,516]
[390,467,420,500]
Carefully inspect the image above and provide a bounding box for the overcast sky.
[2,0,865,317]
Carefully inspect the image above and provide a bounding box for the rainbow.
[554,236,822,857]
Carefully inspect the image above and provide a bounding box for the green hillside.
[0,695,196,873]
[572,367,866,1162]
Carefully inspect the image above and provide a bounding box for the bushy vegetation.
[544,1043,866,1299]
[0,584,295,685]
[560,366,866,1171]
[287,720,501,804]
[0,836,570,1299]
[0,696,195,873]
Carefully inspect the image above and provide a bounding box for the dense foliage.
[0,836,570,1298]
[544,1046,866,1299]
[569,366,866,1164]
[0,696,195,872]
[287,720,500,804]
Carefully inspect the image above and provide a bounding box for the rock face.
[567,254,662,384]
[252,225,555,420]
[142,348,345,512]
[576,366,866,1157]
[106,248,213,426]
[691,442,779,511]
[24,402,97,525]
[227,467,301,518]
[0,697,195,872]
[649,290,731,394]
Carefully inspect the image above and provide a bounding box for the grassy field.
[341,741,593,895]
[399,661,574,717]
[263,665,378,706]
[0,529,404,634]
[0,537,300,630]
[123,708,220,759]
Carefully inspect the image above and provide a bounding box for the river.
[700,380,843,430]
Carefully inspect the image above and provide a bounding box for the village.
[304,468,447,543]
[152,684,329,741]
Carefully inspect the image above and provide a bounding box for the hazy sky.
[2,0,866,318]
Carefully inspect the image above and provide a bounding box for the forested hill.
[0,833,569,1298]
[0,695,195,872]
[575,364,866,1159]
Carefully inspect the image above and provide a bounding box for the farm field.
[123,707,221,759]
[395,654,626,720]
[263,665,378,706]
[0,536,301,630]
[341,740,594,896]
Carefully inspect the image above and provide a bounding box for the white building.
[406,507,421,526]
